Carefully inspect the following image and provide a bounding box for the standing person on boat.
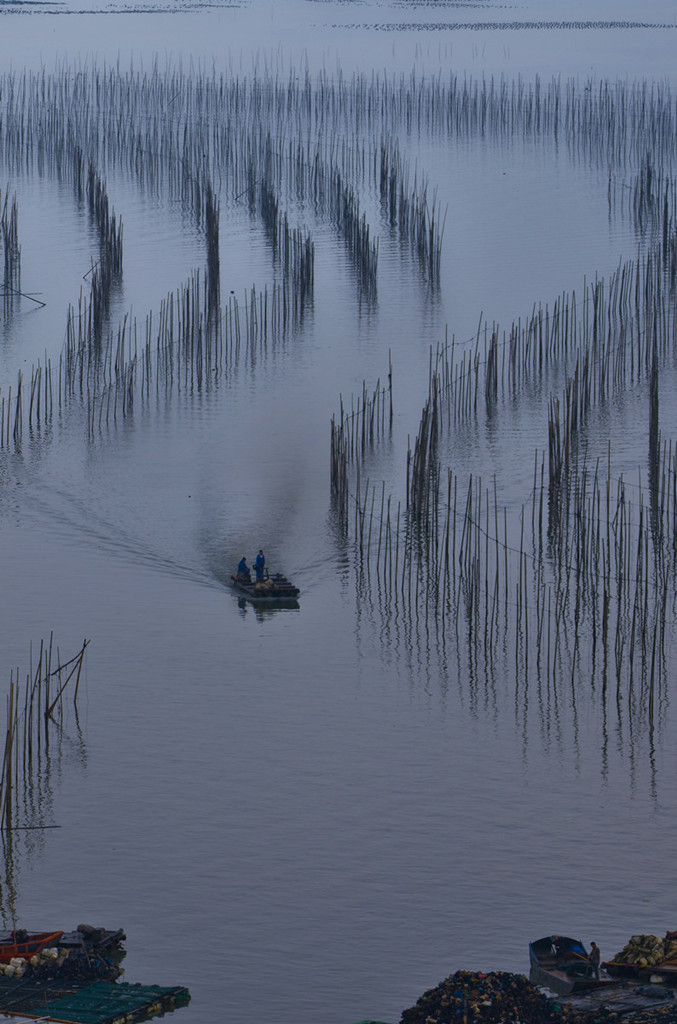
[237,557,251,582]
[255,550,265,581]
[589,942,601,979]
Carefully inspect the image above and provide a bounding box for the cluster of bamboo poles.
[4,61,677,708]
[330,169,677,699]
[342,442,672,709]
[1,638,88,830]
[0,65,447,303]
[407,372,441,522]
[204,180,220,314]
[257,174,314,321]
[0,259,311,449]
[0,68,676,327]
[81,164,125,346]
[0,359,55,449]
[75,275,296,435]
[377,141,445,286]
[544,257,672,495]
[11,67,671,322]
[1,189,20,318]
[4,66,676,179]
[75,278,304,436]
[609,159,677,279]
[330,359,394,515]
[87,162,123,277]
[258,134,386,306]
[330,167,377,298]
[427,235,675,431]
[332,218,674,509]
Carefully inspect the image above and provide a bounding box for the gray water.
[1,2,677,1023]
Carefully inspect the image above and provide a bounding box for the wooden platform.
[0,979,189,1024]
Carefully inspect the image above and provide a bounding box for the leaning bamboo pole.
[0,639,89,830]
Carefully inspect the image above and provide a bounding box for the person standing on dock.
[589,942,600,979]
[255,550,265,581]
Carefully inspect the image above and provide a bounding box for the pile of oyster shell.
[610,931,677,967]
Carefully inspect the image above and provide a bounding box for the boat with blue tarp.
[529,935,620,996]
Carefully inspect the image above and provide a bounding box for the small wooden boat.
[529,936,620,996]
[231,572,300,602]
[0,930,64,962]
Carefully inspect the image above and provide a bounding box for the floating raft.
[0,979,189,1024]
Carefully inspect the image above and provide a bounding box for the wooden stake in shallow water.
[0,638,89,828]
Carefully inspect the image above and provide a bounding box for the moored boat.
[0,930,64,962]
[0,924,126,966]
[231,572,300,602]
[529,935,620,996]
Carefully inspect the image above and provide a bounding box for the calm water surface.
[1,2,677,1023]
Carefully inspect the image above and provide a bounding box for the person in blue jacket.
[255,550,265,581]
[237,556,251,582]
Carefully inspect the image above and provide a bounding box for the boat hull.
[529,961,616,996]
[231,574,300,602]
[529,936,619,996]
[0,931,64,962]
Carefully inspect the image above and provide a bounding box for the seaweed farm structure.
[0,61,450,449]
[330,179,677,723]
[2,63,677,735]
[0,978,189,1024]
[0,925,189,1024]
